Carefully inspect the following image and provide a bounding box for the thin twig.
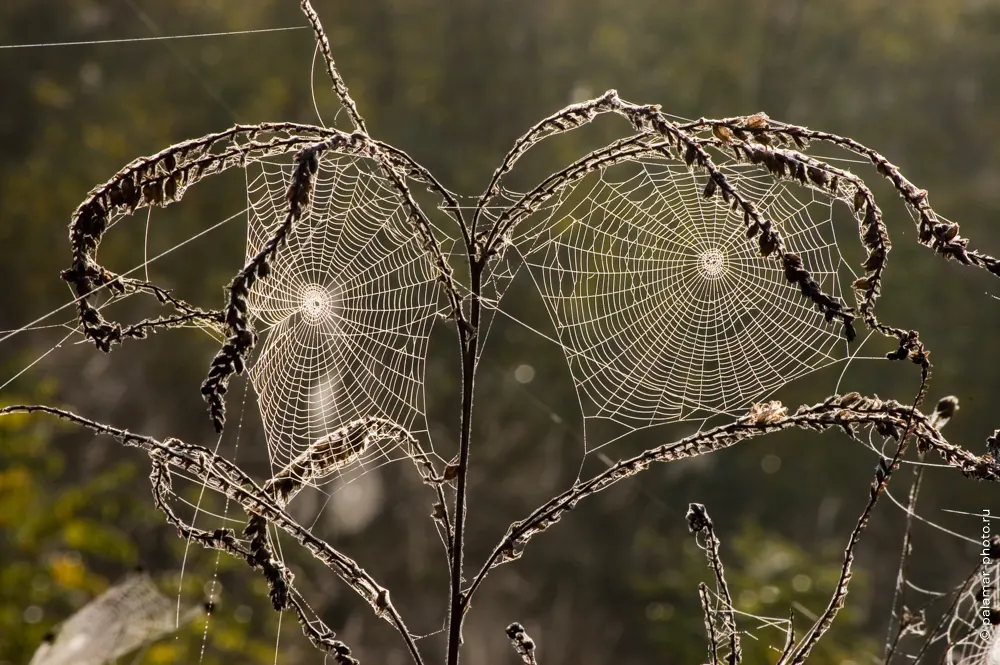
[782,361,930,665]
[687,504,741,665]
[297,0,471,249]
[883,396,958,664]
[298,0,367,135]
[699,583,721,665]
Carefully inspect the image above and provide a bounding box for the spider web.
[28,572,202,665]
[511,157,850,430]
[945,556,1000,665]
[244,153,443,477]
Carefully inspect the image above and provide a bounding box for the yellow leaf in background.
[145,642,180,664]
[31,77,72,109]
[48,553,85,590]
[0,465,30,492]
[61,520,89,549]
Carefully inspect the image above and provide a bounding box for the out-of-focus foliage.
[1,1,998,664]
[633,524,878,664]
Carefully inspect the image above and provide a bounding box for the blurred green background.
[1,1,999,663]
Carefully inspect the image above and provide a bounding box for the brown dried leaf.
[712,125,734,143]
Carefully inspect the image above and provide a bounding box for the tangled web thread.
[516,158,847,426]
[245,154,440,470]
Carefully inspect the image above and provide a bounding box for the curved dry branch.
[364,142,467,328]
[0,404,425,665]
[488,132,668,242]
[487,109,857,340]
[149,459,357,662]
[475,89,627,227]
[680,116,1000,278]
[463,394,996,606]
[65,124,338,352]
[373,137,468,234]
[62,119,461,356]
[298,0,470,247]
[697,136,928,360]
[699,583,721,665]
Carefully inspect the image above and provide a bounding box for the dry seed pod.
[839,392,863,407]
[712,125,734,143]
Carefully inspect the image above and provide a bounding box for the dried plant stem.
[782,366,930,665]
[416,453,455,563]
[687,504,741,665]
[447,261,483,665]
[120,278,225,327]
[150,460,356,660]
[367,145,467,327]
[464,393,995,605]
[483,93,856,341]
[699,583,721,665]
[696,136,930,362]
[65,124,337,353]
[778,611,797,663]
[0,404,425,665]
[681,117,1000,278]
[200,143,323,431]
[298,0,367,135]
[881,457,927,665]
[474,89,623,228]
[371,136,469,242]
[883,396,958,663]
[262,417,418,507]
[297,0,470,250]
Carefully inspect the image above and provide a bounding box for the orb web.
[515,157,848,427]
[244,154,440,470]
[28,573,201,665]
